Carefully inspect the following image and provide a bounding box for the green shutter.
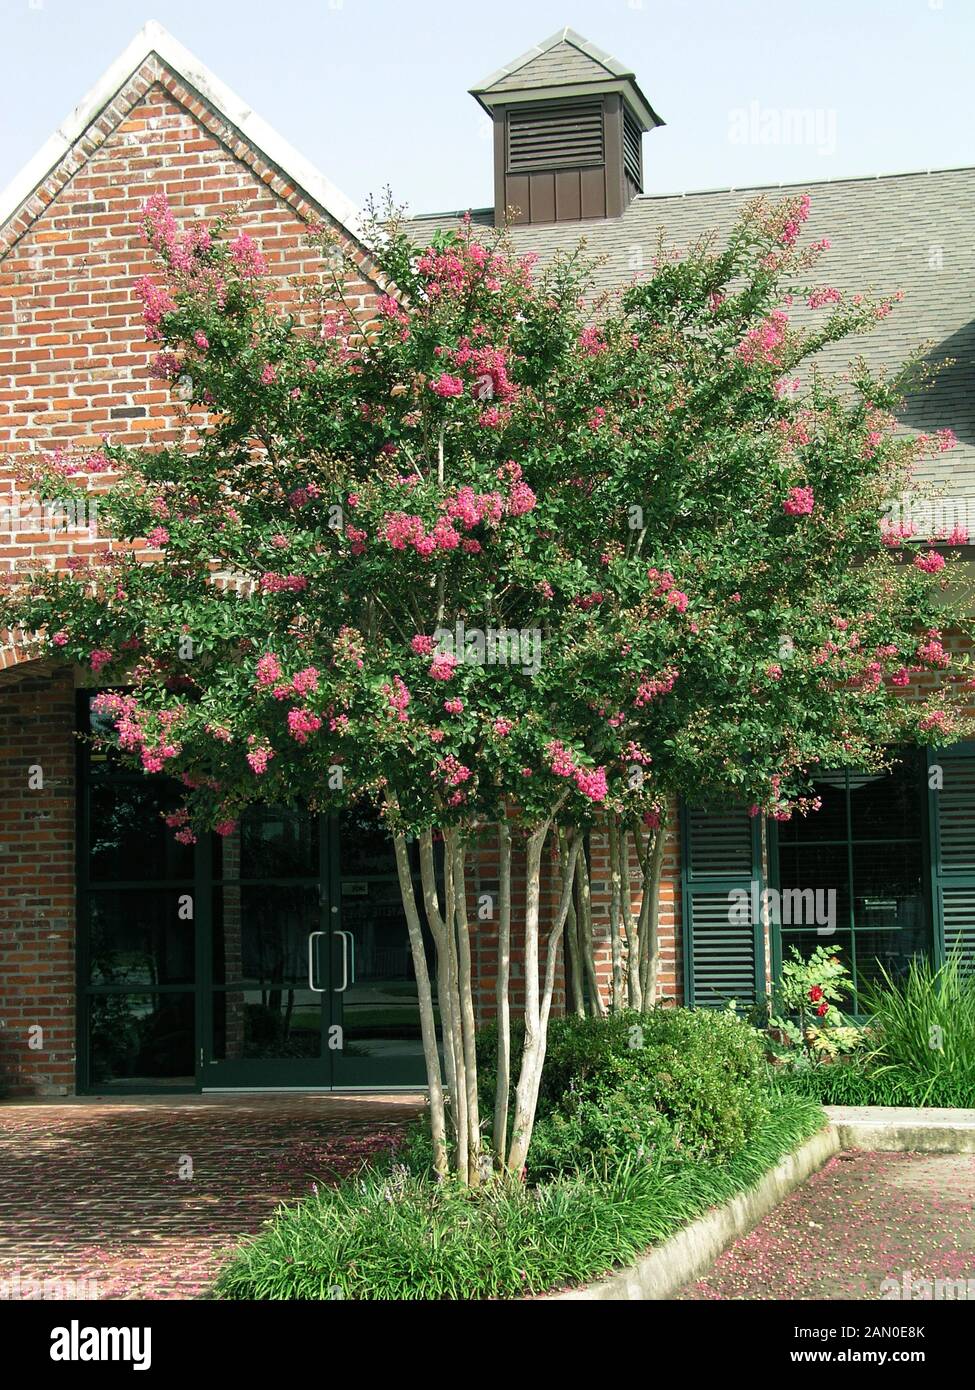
[930,743,975,976]
[681,802,766,1007]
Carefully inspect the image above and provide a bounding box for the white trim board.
[0,18,362,239]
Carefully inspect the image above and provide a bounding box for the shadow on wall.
[900,319,975,448]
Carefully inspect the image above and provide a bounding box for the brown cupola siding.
[470,27,664,227]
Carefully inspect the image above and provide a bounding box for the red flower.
[816,1002,829,1018]
[808,985,824,1002]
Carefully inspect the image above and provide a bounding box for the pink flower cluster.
[429,652,457,681]
[578,326,608,355]
[246,745,275,775]
[783,486,815,516]
[780,194,811,247]
[260,572,308,593]
[914,551,946,575]
[634,667,678,708]
[546,741,608,803]
[736,310,789,367]
[229,233,268,278]
[807,287,841,309]
[429,373,464,398]
[134,276,176,340]
[382,675,411,723]
[287,708,322,744]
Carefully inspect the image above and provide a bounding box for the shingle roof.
[472,28,631,94]
[469,28,663,130]
[410,167,975,502]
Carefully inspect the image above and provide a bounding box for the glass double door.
[204,805,433,1089]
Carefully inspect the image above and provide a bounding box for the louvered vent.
[684,803,762,1006]
[506,100,604,172]
[687,806,753,876]
[686,889,758,1005]
[942,886,975,973]
[622,106,643,189]
[938,759,975,871]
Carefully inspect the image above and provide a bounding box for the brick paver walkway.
[0,1093,422,1300]
[678,1150,975,1300]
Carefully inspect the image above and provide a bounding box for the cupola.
[470,27,663,227]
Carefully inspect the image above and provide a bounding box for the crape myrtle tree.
[3,191,971,1182]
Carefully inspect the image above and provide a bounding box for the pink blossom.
[574,766,608,802]
[666,589,689,614]
[215,820,239,837]
[246,746,274,775]
[193,330,209,350]
[260,363,278,386]
[229,233,268,278]
[807,287,841,310]
[287,708,323,743]
[783,486,815,516]
[508,481,536,516]
[578,326,608,355]
[52,631,69,647]
[914,551,946,575]
[443,698,464,714]
[429,372,464,398]
[493,718,512,737]
[429,653,457,681]
[90,649,113,673]
[737,310,789,367]
[146,526,169,548]
[411,634,435,655]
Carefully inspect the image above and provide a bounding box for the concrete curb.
[549,1125,840,1301]
[548,1106,975,1301]
[826,1105,975,1154]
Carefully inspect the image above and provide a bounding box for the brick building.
[1,24,972,1096]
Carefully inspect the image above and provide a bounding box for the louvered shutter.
[930,744,975,976]
[506,101,604,173]
[681,802,766,1007]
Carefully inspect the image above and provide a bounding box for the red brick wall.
[0,56,384,1094]
[0,667,75,1095]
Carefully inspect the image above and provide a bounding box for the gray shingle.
[410,168,975,503]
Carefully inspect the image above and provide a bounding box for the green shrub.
[214,1092,824,1301]
[780,956,975,1108]
[479,1007,771,1174]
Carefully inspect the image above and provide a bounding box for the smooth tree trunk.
[505,825,581,1175]
[574,846,606,1016]
[393,833,448,1177]
[450,831,481,1184]
[620,822,643,1012]
[561,828,585,1017]
[494,817,512,1167]
[608,817,625,1011]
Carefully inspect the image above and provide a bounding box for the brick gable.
[0,54,381,675]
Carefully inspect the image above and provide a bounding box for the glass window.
[776,754,931,996]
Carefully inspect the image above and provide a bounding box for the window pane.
[212,805,319,880]
[340,806,401,876]
[852,842,925,947]
[854,926,930,994]
[211,988,323,1060]
[778,775,848,844]
[88,781,194,882]
[849,757,922,840]
[88,992,194,1085]
[87,891,194,985]
[212,885,320,986]
[777,844,850,935]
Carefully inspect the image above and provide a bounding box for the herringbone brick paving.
[0,1094,422,1299]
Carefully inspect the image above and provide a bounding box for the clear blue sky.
[1,0,973,216]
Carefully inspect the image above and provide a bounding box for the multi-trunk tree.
[3,190,970,1181]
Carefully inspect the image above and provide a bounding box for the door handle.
[333,930,349,993]
[307,931,325,993]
